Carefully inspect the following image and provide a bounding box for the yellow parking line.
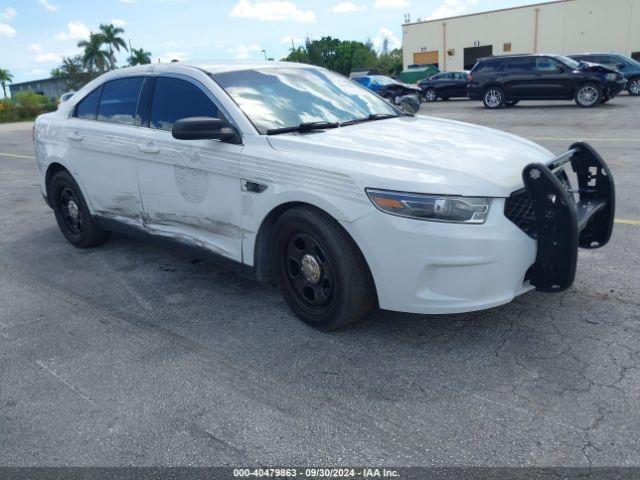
[615,219,640,226]
[530,137,640,142]
[0,152,35,159]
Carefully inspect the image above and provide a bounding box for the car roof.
[99,61,316,78]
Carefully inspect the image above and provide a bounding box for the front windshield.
[212,67,399,134]
[556,55,581,69]
[370,76,396,86]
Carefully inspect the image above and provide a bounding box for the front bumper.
[604,79,628,98]
[343,142,614,315]
[343,200,538,315]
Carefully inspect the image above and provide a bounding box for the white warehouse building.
[402,0,640,72]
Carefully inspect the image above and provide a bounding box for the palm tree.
[0,68,13,99]
[127,48,152,66]
[78,33,110,73]
[98,23,128,68]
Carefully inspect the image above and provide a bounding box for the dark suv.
[467,54,628,109]
[569,53,640,96]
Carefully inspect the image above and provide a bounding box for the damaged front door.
[136,76,244,261]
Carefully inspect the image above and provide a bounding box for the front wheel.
[483,87,506,109]
[628,77,640,96]
[575,83,602,108]
[270,207,375,330]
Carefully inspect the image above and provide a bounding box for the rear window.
[97,77,145,126]
[74,87,101,120]
[472,59,504,73]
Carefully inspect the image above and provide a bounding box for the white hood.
[267,115,555,198]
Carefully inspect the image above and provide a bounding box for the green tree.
[98,23,128,68]
[78,33,110,73]
[284,37,377,76]
[127,48,152,66]
[0,68,13,99]
[52,55,97,91]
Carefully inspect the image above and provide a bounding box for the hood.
[267,115,555,198]
[577,61,620,74]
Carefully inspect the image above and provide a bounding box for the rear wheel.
[50,170,110,248]
[270,206,375,330]
[628,77,640,96]
[575,83,602,108]
[483,87,506,109]
[424,88,437,102]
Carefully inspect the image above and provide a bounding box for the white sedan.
[34,62,615,330]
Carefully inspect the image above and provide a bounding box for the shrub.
[0,92,56,123]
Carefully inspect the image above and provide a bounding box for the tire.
[50,170,110,248]
[628,77,640,96]
[270,206,375,330]
[483,87,506,109]
[424,88,438,102]
[575,83,602,108]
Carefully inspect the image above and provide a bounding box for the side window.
[505,58,535,71]
[455,72,467,81]
[150,77,220,131]
[535,57,561,72]
[97,77,145,126]
[74,87,101,120]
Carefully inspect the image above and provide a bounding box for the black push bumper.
[522,142,615,292]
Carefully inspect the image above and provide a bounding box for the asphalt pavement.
[1,96,639,467]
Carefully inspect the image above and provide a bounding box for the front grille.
[505,189,537,238]
[505,170,573,239]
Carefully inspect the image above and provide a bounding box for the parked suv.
[569,53,640,96]
[418,71,470,102]
[468,54,628,109]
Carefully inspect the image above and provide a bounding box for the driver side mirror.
[172,117,240,143]
[556,66,566,73]
[617,63,626,70]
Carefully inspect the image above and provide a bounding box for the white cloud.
[331,1,365,13]
[35,53,61,63]
[372,27,401,51]
[0,23,16,37]
[110,18,127,27]
[1,6,17,22]
[426,0,477,20]
[29,43,43,53]
[373,0,409,9]
[158,51,188,62]
[54,21,90,41]
[230,0,316,23]
[38,0,60,12]
[227,43,262,60]
[280,35,303,46]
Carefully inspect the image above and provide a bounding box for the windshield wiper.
[266,121,340,135]
[339,113,400,127]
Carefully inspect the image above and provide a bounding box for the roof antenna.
[404,13,411,23]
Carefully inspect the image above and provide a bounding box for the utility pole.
[262,49,267,61]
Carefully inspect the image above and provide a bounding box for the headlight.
[605,73,618,81]
[366,189,492,224]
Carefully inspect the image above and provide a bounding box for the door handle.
[241,179,267,193]
[67,132,83,142]
[138,143,159,154]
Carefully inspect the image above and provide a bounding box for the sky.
[1,0,555,83]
